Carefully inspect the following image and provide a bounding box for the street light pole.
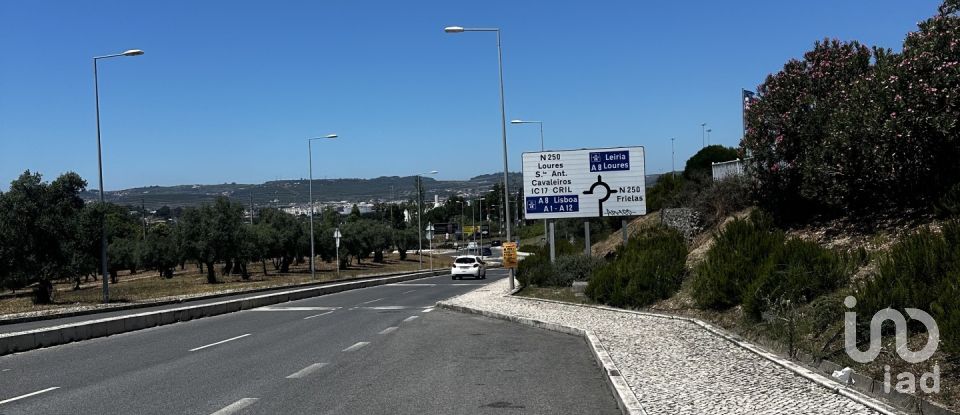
[94,49,144,304]
[446,25,515,289]
[671,137,676,177]
[701,123,707,148]
[308,134,338,280]
[510,119,548,259]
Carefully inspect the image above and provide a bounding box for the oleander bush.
[585,226,687,308]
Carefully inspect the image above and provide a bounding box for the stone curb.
[436,301,647,415]
[510,295,909,415]
[0,268,441,326]
[0,270,444,356]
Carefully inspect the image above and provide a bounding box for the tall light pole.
[308,134,339,280]
[510,119,548,255]
[415,170,438,270]
[94,49,144,303]
[701,123,707,148]
[456,199,465,251]
[446,25,515,289]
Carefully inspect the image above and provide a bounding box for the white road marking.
[402,289,417,294]
[364,306,410,310]
[378,327,398,335]
[0,387,59,405]
[389,283,436,287]
[210,398,258,415]
[342,342,370,352]
[403,316,419,322]
[254,306,338,311]
[358,298,383,305]
[189,334,251,352]
[286,363,329,379]
[422,307,434,313]
[451,283,486,286]
[0,369,9,372]
[303,311,335,320]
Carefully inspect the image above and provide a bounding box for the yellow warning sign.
[502,242,518,269]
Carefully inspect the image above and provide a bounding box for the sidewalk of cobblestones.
[438,278,906,415]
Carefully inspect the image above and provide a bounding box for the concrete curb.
[509,294,907,415]
[0,270,444,356]
[0,268,442,326]
[436,302,647,415]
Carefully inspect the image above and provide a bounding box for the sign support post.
[584,221,591,256]
[548,221,556,263]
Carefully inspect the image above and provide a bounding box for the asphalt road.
[0,269,619,414]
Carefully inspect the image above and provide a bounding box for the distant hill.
[81,172,662,210]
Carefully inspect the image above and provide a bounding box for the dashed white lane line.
[422,307,434,313]
[358,298,384,305]
[303,311,335,320]
[403,316,419,322]
[286,363,329,379]
[0,387,60,405]
[210,398,258,415]
[378,327,398,335]
[342,342,370,352]
[390,283,436,287]
[402,289,417,294]
[189,334,251,352]
[254,306,338,311]
[0,369,9,372]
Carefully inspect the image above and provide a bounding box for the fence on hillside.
[711,158,751,181]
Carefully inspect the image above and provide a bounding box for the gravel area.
[441,278,890,415]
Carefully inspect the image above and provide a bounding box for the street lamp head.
[427,170,438,175]
[325,134,338,139]
[510,119,524,124]
[122,49,144,56]
[444,26,465,33]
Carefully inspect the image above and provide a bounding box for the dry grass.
[0,253,452,317]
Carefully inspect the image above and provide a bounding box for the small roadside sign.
[502,242,518,269]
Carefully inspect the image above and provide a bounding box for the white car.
[451,255,487,280]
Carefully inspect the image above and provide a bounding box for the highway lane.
[0,269,619,414]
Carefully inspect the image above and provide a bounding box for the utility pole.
[249,193,254,225]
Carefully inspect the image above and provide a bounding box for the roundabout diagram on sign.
[582,175,617,217]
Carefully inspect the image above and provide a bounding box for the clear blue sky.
[0,0,941,191]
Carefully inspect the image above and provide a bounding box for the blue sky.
[0,0,941,191]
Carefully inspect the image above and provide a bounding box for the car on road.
[451,255,487,280]
[490,240,501,247]
[481,247,492,257]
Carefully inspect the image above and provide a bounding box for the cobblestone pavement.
[441,278,892,415]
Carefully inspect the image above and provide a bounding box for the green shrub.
[547,254,606,287]
[586,227,687,308]
[742,238,849,321]
[693,176,752,227]
[857,222,960,354]
[692,211,784,310]
[516,250,553,287]
[935,182,960,218]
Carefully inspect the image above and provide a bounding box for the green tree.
[683,145,739,180]
[0,171,87,303]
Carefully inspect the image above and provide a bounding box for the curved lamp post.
[94,49,144,303]
[445,25,515,289]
